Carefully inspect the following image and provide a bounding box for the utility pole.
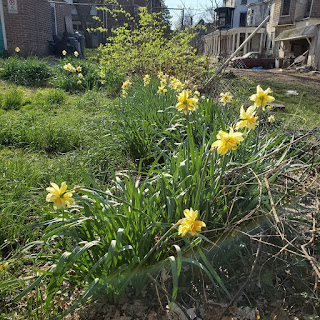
[181,8,184,29]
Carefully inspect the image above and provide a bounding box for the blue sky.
[164,0,221,27]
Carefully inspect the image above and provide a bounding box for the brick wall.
[55,3,72,35]
[272,0,296,26]
[310,0,320,18]
[2,0,71,56]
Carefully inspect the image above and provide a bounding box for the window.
[241,0,247,4]
[304,0,312,18]
[239,12,246,27]
[281,0,291,16]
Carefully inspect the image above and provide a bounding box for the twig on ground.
[147,273,190,320]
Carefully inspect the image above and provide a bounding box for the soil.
[230,68,320,88]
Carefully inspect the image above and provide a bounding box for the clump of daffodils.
[46,182,74,210]
[143,74,150,86]
[177,208,206,237]
[176,89,198,115]
[122,80,131,91]
[170,77,184,91]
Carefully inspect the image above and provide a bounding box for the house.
[0,0,72,56]
[204,0,268,57]
[273,0,320,69]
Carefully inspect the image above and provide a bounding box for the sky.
[164,0,222,28]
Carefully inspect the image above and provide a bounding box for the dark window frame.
[281,0,291,16]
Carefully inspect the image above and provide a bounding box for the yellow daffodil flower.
[74,51,79,57]
[46,182,74,210]
[0,262,8,272]
[78,73,83,79]
[157,71,163,79]
[162,74,169,81]
[235,106,258,130]
[121,80,131,90]
[176,89,198,115]
[160,79,167,87]
[70,67,76,73]
[250,85,275,110]
[62,50,67,56]
[77,80,82,84]
[178,208,206,237]
[220,92,233,104]
[121,90,128,97]
[174,80,184,91]
[194,90,200,97]
[76,66,82,72]
[101,80,106,85]
[157,86,167,95]
[268,115,275,122]
[15,47,20,53]
[100,72,105,79]
[211,127,244,155]
[143,74,150,86]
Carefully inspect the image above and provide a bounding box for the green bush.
[98,7,209,81]
[0,56,51,86]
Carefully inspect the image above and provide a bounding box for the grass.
[247,78,320,130]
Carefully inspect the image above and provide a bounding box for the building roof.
[275,24,319,41]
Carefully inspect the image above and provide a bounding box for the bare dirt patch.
[230,68,320,88]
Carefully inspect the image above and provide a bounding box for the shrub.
[0,56,51,86]
[98,7,209,81]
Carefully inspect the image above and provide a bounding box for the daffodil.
[268,115,275,123]
[236,106,258,130]
[157,86,167,95]
[211,127,244,155]
[178,208,206,237]
[70,66,76,73]
[121,90,128,97]
[74,51,79,57]
[176,89,198,115]
[220,92,233,104]
[0,262,8,272]
[100,72,105,79]
[160,79,166,87]
[157,71,163,79]
[121,80,131,90]
[78,73,83,79]
[250,85,275,110]
[143,74,150,86]
[101,80,106,85]
[62,50,67,56]
[46,182,74,210]
[76,66,82,72]
[162,74,169,81]
[194,90,200,97]
[15,47,20,53]
[77,80,82,84]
